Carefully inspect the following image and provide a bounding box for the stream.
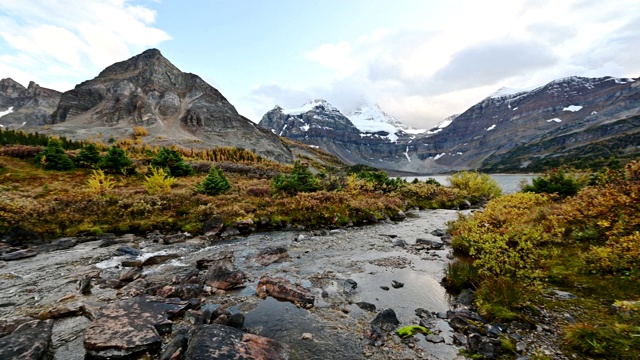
[0,209,466,360]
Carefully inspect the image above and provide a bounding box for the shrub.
[272,161,322,195]
[36,140,74,170]
[443,260,480,293]
[133,126,149,138]
[98,146,134,175]
[151,147,194,177]
[348,166,403,193]
[475,278,531,322]
[86,169,116,194]
[522,167,582,198]
[75,143,102,168]
[0,145,43,159]
[448,171,501,203]
[196,166,231,195]
[144,167,176,195]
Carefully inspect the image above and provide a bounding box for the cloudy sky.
[1,0,639,128]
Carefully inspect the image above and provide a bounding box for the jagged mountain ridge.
[259,100,420,166]
[15,49,293,163]
[0,79,62,128]
[260,75,640,173]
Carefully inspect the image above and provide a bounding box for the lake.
[404,174,538,194]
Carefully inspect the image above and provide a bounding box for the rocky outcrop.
[46,49,293,163]
[256,276,315,308]
[0,78,62,128]
[183,324,287,360]
[0,319,54,360]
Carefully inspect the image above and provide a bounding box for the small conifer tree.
[272,161,322,194]
[98,146,134,175]
[196,166,231,195]
[76,143,102,168]
[150,147,194,177]
[36,140,74,170]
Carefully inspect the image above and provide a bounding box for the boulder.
[159,328,189,360]
[255,246,290,266]
[35,303,84,320]
[416,238,445,249]
[370,308,399,332]
[0,317,34,337]
[0,319,53,360]
[84,296,189,359]
[233,219,254,233]
[119,268,143,282]
[256,276,315,308]
[116,278,152,297]
[183,324,287,360]
[456,288,475,306]
[391,280,404,289]
[202,215,224,236]
[390,211,406,221]
[156,284,203,300]
[116,245,141,257]
[355,302,377,312]
[203,265,246,290]
[1,248,38,261]
[143,253,180,266]
[163,233,187,245]
[46,237,77,251]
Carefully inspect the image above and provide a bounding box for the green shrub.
[196,166,231,195]
[347,165,403,193]
[75,143,102,168]
[443,260,480,293]
[98,146,134,175]
[150,147,194,177]
[448,171,501,203]
[36,140,74,171]
[272,161,322,194]
[523,167,582,198]
[475,277,531,321]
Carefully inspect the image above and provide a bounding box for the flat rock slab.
[1,248,38,261]
[184,324,287,360]
[256,276,315,308]
[255,246,290,266]
[84,296,188,359]
[0,319,54,360]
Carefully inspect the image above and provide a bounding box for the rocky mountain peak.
[96,48,178,79]
[0,78,27,98]
[348,103,426,137]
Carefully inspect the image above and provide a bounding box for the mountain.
[422,76,640,171]
[259,100,418,166]
[260,76,640,173]
[43,49,292,162]
[0,79,62,128]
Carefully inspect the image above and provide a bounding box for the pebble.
[301,333,313,340]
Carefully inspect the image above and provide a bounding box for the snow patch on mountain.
[0,106,14,118]
[282,99,340,115]
[348,104,426,143]
[563,105,583,112]
[487,124,496,131]
[546,118,562,123]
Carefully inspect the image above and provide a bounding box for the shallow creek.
[0,209,465,360]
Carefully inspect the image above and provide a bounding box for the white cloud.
[252,0,640,129]
[0,0,170,91]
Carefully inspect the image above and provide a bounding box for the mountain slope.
[46,49,293,163]
[0,79,62,128]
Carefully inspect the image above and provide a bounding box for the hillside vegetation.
[0,129,500,241]
[446,162,640,359]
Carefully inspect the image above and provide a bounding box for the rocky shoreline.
[0,209,569,359]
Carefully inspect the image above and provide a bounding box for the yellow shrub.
[144,167,176,195]
[86,169,116,194]
[448,171,502,203]
[133,126,149,138]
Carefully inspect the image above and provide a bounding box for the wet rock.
[233,218,254,233]
[163,233,186,244]
[227,313,245,329]
[202,215,224,236]
[184,324,287,360]
[256,276,315,308]
[36,303,84,320]
[367,214,379,223]
[255,246,290,266]
[452,332,467,346]
[552,290,577,300]
[47,237,77,251]
[468,333,500,359]
[213,314,229,325]
[425,334,445,343]
[98,233,133,247]
[97,279,126,290]
[448,315,470,333]
[116,245,141,257]
[456,288,475,306]
[203,265,246,290]
[119,267,143,282]
[156,284,203,300]
[0,317,34,337]
[371,308,399,332]
[159,328,189,360]
[380,286,390,291]
[366,326,387,347]
[454,308,485,322]
[344,278,358,293]
[416,238,444,249]
[143,253,180,266]
[392,239,408,247]
[78,275,92,295]
[391,211,406,221]
[355,302,377,312]
[116,278,152,297]
[1,248,38,261]
[415,308,433,319]
[50,315,92,360]
[391,280,404,289]
[379,234,398,238]
[121,259,143,268]
[485,324,501,338]
[430,229,446,237]
[196,251,235,270]
[221,227,240,237]
[0,319,53,360]
[84,296,188,359]
[185,310,204,325]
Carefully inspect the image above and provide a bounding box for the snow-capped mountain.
[347,104,426,142]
